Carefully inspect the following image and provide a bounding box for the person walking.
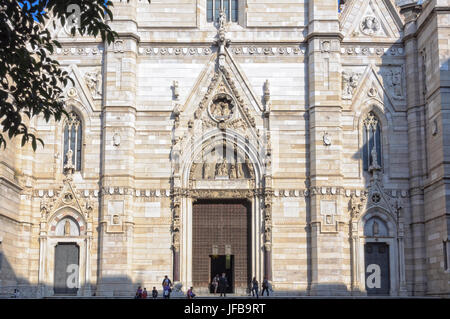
[261,277,270,296]
[135,286,143,299]
[187,287,196,299]
[218,273,228,297]
[251,277,259,298]
[142,287,148,299]
[211,274,219,294]
[162,275,173,299]
[152,286,158,299]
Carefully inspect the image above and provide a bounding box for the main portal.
[192,199,251,294]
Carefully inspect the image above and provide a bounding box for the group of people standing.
[134,275,173,299]
[210,273,230,297]
[134,286,158,299]
[135,274,270,299]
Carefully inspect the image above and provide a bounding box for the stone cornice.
[0,176,23,192]
[305,32,345,42]
[29,186,411,200]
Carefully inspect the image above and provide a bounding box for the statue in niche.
[387,68,403,99]
[229,160,237,179]
[373,220,379,236]
[202,161,211,179]
[113,215,120,225]
[245,157,255,178]
[237,162,245,179]
[64,219,71,236]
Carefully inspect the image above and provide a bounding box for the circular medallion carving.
[62,193,74,204]
[371,193,381,203]
[208,93,235,122]
[360,16,380,36]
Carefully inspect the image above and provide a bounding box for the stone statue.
[84,71,101,97]
[229,161,237,179]
[216,8,230,68]
[264,224,272,242]
[216,157,229,177]
[342,71,359,99]
[373,220,379,236]
[210,98,233,121]
[237,162,245,179]
[64,219,71,236]
[245,157,255,178]
[202,161,211,179]
[391,69,403,98]
[113,215,119,225]
[371,146,380,168]
[64,149,75,174]
[173,80,179,99]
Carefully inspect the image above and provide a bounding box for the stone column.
[307,0,345,296]
[37,235,47,297]
[172,194,181,283]
[399,1,427,295]
[263,191,273,281]
[96,0,139,297]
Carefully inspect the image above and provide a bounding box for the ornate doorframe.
[171,129,271,292]
[38,176,93,297]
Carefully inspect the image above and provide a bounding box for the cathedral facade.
[0,0,449,297]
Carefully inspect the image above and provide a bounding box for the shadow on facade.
[0,247,373,298]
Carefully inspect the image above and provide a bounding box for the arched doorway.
[363,217,390,295]
[38,204,92,297]
[53,217,81,295]
[357,209,400,296]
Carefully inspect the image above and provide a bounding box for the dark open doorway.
[210,255,234,293]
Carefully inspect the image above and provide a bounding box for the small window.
[362,112,382,172]
[207,0,238,23]
[63,112,82,172]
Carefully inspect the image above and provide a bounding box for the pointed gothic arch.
[352,206,402,296]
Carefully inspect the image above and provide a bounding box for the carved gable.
[340,0,403,40]
[40,177,93,223]
[345,64,403,114]
[64,65,101,114]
